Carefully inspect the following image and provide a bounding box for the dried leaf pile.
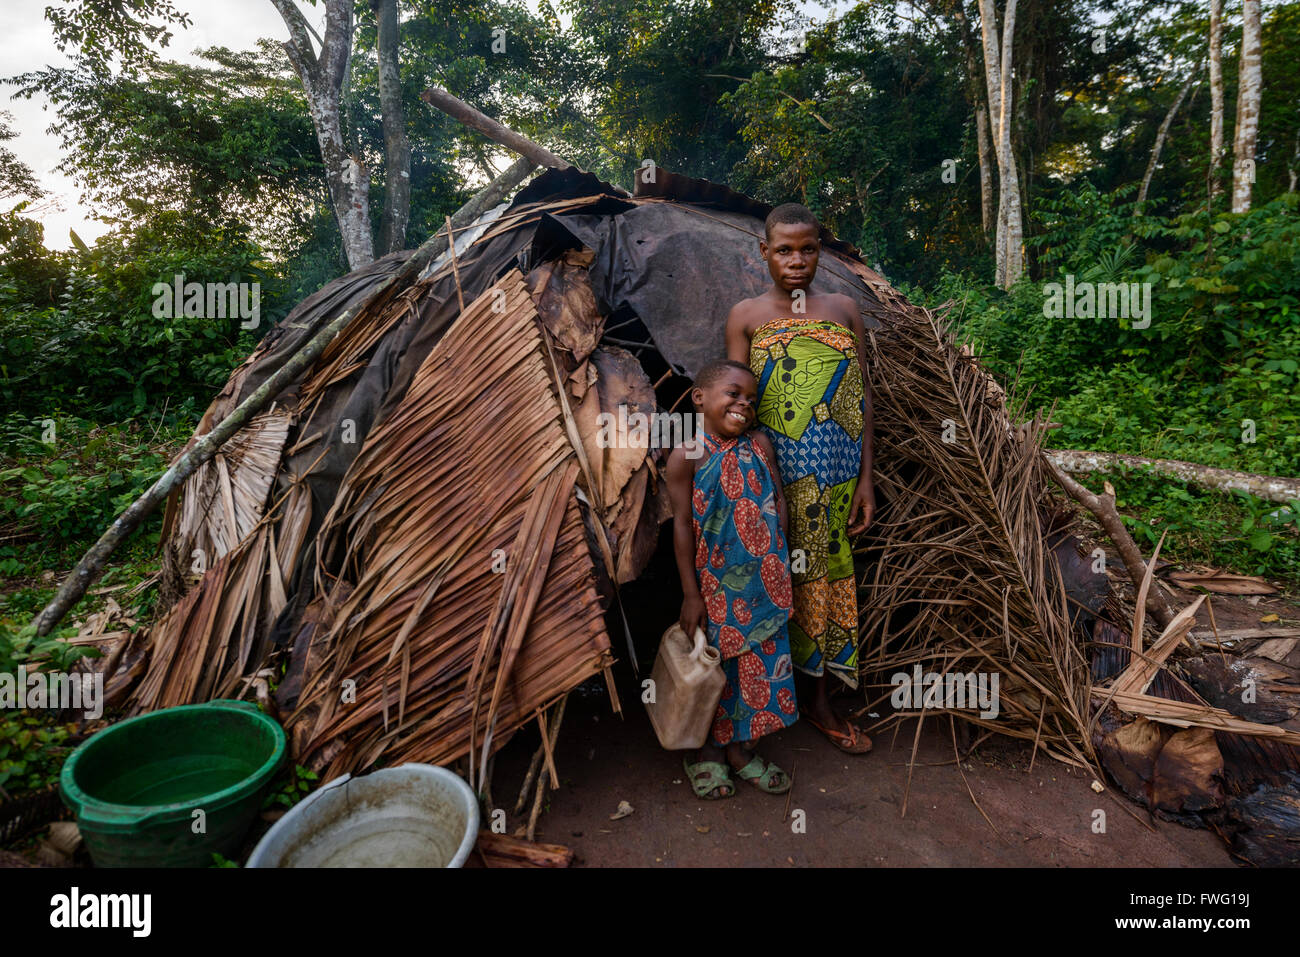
[286,270,612,779]
[852,291,1093,768]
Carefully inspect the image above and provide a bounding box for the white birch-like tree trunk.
[979,0,1023,288]
[1232,0,1262,214]
[1139,72,1197,205]
[1290,130,1299,193]
[1208,0,1225,203]
[953,1,996,237]
[976,108,995,235]
[272,0,375,269]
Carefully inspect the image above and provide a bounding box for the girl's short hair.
[695,359,756,389]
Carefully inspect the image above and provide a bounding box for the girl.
[723,202,876,754]
[665,359,799,799]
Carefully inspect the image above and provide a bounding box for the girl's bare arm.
[665,444,707,633]
[725,304,752,363]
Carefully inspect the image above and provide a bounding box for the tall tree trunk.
[979,0,1023,289]
[272,0,375,269]
[1139,72,1197,205]
[1208,0,1225,204]
[952,0,995,237]
[1289,129,1299,193]
[975,108,995,237]
[1232,0,1262,214]
[373,0,411,254]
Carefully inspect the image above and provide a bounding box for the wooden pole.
[1044,457,1176,630]
[32,157,538,637]
[420,86,572,171]
[1046,448,1300,506]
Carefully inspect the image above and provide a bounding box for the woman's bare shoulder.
[727,295,774,332]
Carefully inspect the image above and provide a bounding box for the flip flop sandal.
[733,755,792,794]
[683,757,735,800]
[806,716,874,754]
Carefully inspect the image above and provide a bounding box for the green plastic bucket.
[60,699,286,867]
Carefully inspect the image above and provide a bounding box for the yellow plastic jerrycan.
[646,623,726,750]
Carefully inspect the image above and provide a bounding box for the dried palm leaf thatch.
[1092,595,1300,746]
[856,300,1094,768]
[526,249,666,587]
[287,269,612,779]
[297,276,431,420]
[1101,691,1300,745]
[171,409,292,565]
[123,408,315,711]
[127,520,286,710]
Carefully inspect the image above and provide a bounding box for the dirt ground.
[6,531,1291,869]
[491,573,1300,869]
[492,683,1232,868]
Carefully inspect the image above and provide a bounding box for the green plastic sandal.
[733,754,792,794]
[683,757,735,800]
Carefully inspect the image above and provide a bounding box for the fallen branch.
[1097,688,1300,744]
[473,831,573,868]
[1192,627,1300,642]
[32,157,538,637]
[1044,456,1177,630]
[421,86,572,170]
[1045,448,1300,505]
[1137,69,1200,205]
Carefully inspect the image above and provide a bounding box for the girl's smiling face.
[694,366,758,438]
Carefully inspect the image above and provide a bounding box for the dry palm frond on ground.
[855,296,1093,769]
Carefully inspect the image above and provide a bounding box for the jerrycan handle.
[689,628,707,660]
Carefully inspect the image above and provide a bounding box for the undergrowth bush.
[903,187,1300,583]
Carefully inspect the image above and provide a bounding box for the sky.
[1,0,847,250]
[2,0,291,248]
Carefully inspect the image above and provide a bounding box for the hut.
[87,166,1300,860]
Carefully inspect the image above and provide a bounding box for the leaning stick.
[1044,456,1176,630]
[32,156,539,637]
[514,746,546,816]
[421,86,572,171]
[525,694,569,841]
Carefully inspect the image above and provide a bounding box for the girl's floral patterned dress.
[691,429,800,745]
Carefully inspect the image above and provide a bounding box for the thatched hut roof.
[76,164,1300,865]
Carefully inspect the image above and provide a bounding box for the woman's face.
[761,222,821,292]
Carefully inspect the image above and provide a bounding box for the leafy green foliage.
[0,620,91,676]
[1102,474,1300,581]
[263,764,321,812]
[0,413,186,674]
[0,712,75,795]
[716,3,982,283]
[905,184,1300,583]
[0,411,197,544]
[0,111,44,204]
[12,43,324,254]
[44,0,192,75]
[0,213,281,417]
[551,0,793,188]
